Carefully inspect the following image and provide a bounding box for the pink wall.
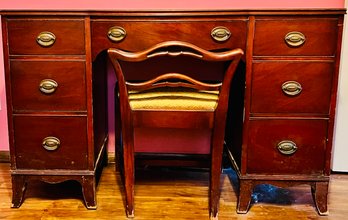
[0,20,9,151]
[0,0,345,151]
[0,0,344,10]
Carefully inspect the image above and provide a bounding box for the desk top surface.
[0,0,345,11]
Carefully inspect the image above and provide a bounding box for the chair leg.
[123,144,135,217]
[115,139,123,172]
[210,143,223,219]
[115,85,122,172]
[102,146,108,167]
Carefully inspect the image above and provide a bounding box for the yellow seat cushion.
[128,87,219,111]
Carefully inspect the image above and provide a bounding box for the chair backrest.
[108,41,244,114]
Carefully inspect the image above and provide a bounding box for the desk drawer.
[247,119,327,175]
[11,60,86,112]
[251,61,333,115]
[253,18,338,56]
[14,116,88,170]
[7,18,85,55]
[91,20,247,58]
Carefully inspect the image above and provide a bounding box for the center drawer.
[91,19,247,59]
[13,116,88,170]
[10,60,87,112]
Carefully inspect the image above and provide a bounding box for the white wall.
[332,0,348,172]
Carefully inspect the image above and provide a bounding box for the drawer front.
[247,119,327,175]
[7,18,85,55]
[251,61,333,114]
[11,60,86,112]
[14,116,88,170]
[253,18,338,56]
[91,20,247,58]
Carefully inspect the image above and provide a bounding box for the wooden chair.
[108,41,243,218]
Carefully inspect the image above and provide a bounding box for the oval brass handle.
[282,81,302,96]
[211,26,231,42]
[277,140,297,155]
[36,31,56,47]
[284,31,306,47]
[42,136,60,151]
[39,79,58,94]
[108,26,126,42]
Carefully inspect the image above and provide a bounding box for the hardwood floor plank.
[0,163,348,219]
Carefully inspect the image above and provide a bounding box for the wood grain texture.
[13,116,88,170]
[253,17,339,56]
[233,12,344,215]
[7,18,85,55]
[10,60,87,112]
[91,19,247,60]
[1,9,345,217]
[0,163,348,219]
[247,119,327,175]
[108,41,243,218]
[251,61,334,115]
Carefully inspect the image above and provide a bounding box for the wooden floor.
[0,163,348,220]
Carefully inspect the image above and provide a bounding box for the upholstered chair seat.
[128,87,219,111]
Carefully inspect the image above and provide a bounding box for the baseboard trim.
[0,151,10,163]
[108,151,116,164]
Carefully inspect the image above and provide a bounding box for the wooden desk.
[1,9,345,215]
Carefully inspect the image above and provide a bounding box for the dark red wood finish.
[247,119,327,175]
[7,18,86,55]
[251,61,334,115]
[11,60,87,112]
[108,41,243,218]
[253,18,339,56]
[228,15,344,216]
[91,19,248,59]
[0,9,345,217]
[2,15,108,210]
[13,116,88,170]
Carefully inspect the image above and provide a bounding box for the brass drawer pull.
[211,26,231,42]
[39,79,58,94]
[108,26,126,42]
[282,81,302,96]
[284,31,306,47]
[42,136,60,151]
[277,140,297,155]
[36,31,56,47]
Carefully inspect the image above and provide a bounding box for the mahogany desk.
[1,9,345,215]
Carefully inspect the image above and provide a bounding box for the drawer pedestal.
[2,16,108,209]
[226,15,343,215]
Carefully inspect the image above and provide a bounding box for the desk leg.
[81,175,97,210]
[11,175,27,208]
[312,181,329,215]
[237,179,253,214]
